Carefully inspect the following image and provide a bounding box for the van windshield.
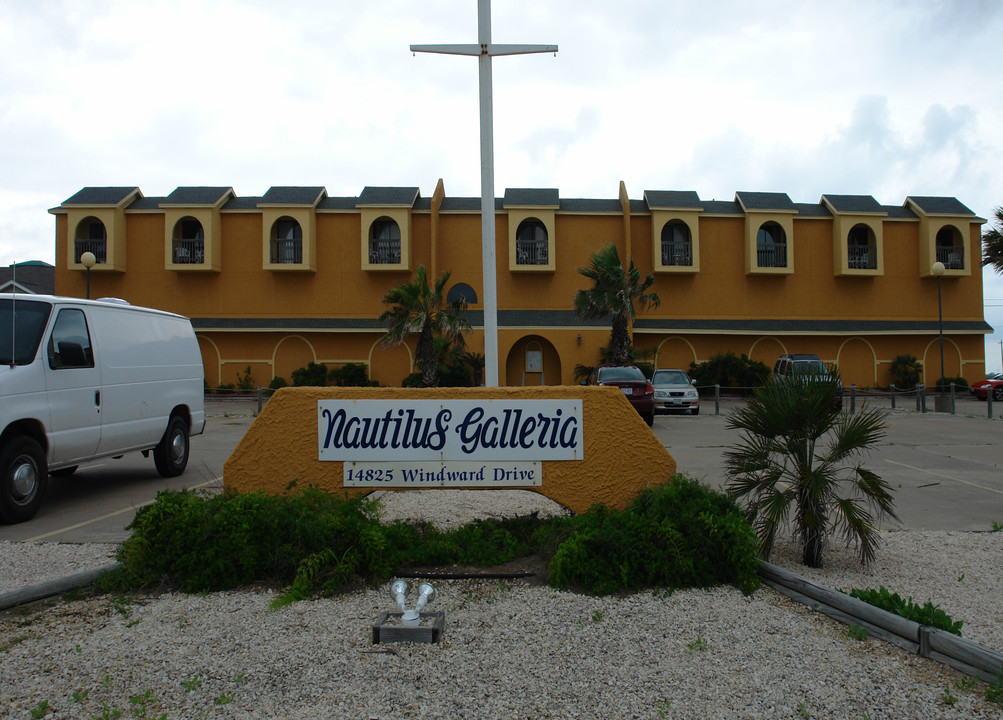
[0,299,53,366]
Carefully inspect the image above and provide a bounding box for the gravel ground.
[2,489,1002,719]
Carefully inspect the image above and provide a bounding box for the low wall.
[224,386,676,515]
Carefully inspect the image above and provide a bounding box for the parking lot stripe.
[23,478,221,542]
[885,460,1003,495]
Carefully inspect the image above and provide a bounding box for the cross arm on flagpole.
[411,44,558,57]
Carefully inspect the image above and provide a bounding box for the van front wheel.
[154,416,190,477]
[0,437,48,524]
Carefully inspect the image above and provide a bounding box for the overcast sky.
[2,0,1001,370]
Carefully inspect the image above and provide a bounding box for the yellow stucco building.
[50,181,991,389]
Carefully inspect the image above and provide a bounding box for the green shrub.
[548,476,760,595]
[688,352,770,393]
[103,476,759,602]
[329,363,379,387]
[268,376,288,390]
[889,354,922,389]
[291,362,328,387]
[108,487,398,593]
[844,586,963,635]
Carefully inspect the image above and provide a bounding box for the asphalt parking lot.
[1,395,1000,543]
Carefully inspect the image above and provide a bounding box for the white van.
[0,294,205,523]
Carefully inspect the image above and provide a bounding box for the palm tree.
[573,243,660,366]
[378,266,470,387]
[724,373,897,568]
[983,205,1003,274]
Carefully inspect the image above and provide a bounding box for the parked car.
[595,364,654,426]
[0,294,205,523]
[971,377,1003,401]
[651,368,700,415]
[772,353,843,409]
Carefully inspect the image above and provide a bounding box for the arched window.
[660,220,692,266]
[172,217,205,264]
[515,219,548,265]
[270,217,303,264]
[935,226,964,269]
[369,218,401,264]
[74,217,107,264]
[847,224,876,269]
[756,222,787,268]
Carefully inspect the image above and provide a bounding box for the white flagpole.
[411,0,556,387]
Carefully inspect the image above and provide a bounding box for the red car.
[971,378,1003,401]
[595,365,655,426]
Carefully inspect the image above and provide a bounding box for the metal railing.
[270,239,303,264]
[73,240,106,264]
[935,246,965,269]
[515,240,548,265]
[369,240,401,264]
[660,241,693,267]
[172,239,205,264]
[847,244,877,269]
[756,242,787,268]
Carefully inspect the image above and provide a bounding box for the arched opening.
[74,217,107,264]
[756,222,787,267]
[505,335,562,385]
[270,217,303,264]
[369,218,401,264]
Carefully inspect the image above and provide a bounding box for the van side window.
[47,309,95,369]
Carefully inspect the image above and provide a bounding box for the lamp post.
[931,261,946,401]
[81,251,96,299]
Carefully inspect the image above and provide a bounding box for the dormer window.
[270,217,303,264]
[847,224,877,269]
[369,218,402,264]
[172,217,205,264]
[756,222,787,268]
[515,219,548,265]
[660,220,692,267]
[935,226,964,269]
[74,217,107,264]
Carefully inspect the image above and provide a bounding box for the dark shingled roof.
[162,187,233,205]
[222,197,264,211]
[503,188,559,207]
[126,196,168,211]
[883,205,918,220]
[357,187,420,206]
[643,191,702,210]
[317,196,360,211]
[260,187,327,205]
[701,200,744,215]
[822,194,883,214]
[793,203,832,218]
[560,198,622,213]
[907,196,974,216]
[62,187,140,206]
[735,191,796,212]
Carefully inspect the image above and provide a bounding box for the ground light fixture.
[389,580,436,626]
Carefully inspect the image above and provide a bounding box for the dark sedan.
[595,365,655,426]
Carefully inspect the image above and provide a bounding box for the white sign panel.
[344,461,542,487]
[318,399,582,462]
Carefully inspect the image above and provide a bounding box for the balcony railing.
[936,245,964,270]
[847,244,877,269]
[73,240,106,264]
[172,239,205,265]
[516,240,548,265]
[661,241,693,267]
[757,242,788,268]
[271,239,303,264]
[369,240,401,265]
